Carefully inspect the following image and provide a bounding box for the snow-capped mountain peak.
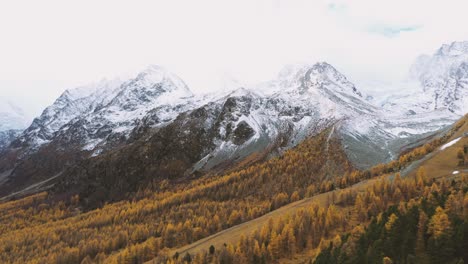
[380,41,468,116]
[436,41,468,57]
[275,62,363,98]
[17,78,125,145]
[408,41,468,114]
[0,58,464,199]
[305,62,362,97]
[13,64,202,155]
[131,64,192,95]
[105,65,193,113]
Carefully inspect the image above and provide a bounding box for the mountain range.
[0,41,466,204]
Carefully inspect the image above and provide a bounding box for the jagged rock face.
[214,92,257,143]
[54,104,223,205]
[12,66,195,152]
[302,63,363,98]
[14,79,124,148]
[107,65,192,111]
[0,66,197,196]
[232,121,255,145]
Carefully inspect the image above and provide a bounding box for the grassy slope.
[405,119,468,180]
[159,119,468,263]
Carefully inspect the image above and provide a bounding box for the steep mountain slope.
[381,41,468,115]
[0,72,466,264]
[0,63,347,197]
[0,59,462,202]
[262,62,459,168]
[312,122,468,264]
[15,78,125,148]
[46,62,368,204]
[161,115,467,264]
[13,65,195,152]
[193,62,375,172]
[349,42,468,167]
[0,116,464,263]
[48,62,460,204]
[0,123,356,264]
[412,41,468,114]
[0,66,197,196]
[50,65,196,154]
[0,130,21,154]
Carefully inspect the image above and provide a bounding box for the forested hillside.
[2,1,468,263]
[0,116,466,264]
[0,126,353,263]
[168,167,468,264]
[315,179,468,264]
[158,115,468,264]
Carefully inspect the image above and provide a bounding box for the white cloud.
[0,0,468,117]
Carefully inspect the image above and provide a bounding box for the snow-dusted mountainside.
[381,41,468,115]
[13,65,195,152]
[0,66,208,197]
[0,99,29,132]
[51,65,196,153]
[15,78,125,147]
[0,59,462,200]
[0,99,30,152]
[247,62,458,168]
[0,130,22,153]
[192,62,377,171]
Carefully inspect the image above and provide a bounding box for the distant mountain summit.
[0,99,30,152]
[14,65,193,150]
[15,78,124,147]
[392,41,468,115]
[0,99,29,132]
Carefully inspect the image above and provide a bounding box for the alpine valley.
[0,42,467,264]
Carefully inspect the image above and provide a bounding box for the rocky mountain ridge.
[0,43,465,201]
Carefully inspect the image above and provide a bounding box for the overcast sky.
[1,0,468,118]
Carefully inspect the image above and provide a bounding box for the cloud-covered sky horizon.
[1,0,468,118]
